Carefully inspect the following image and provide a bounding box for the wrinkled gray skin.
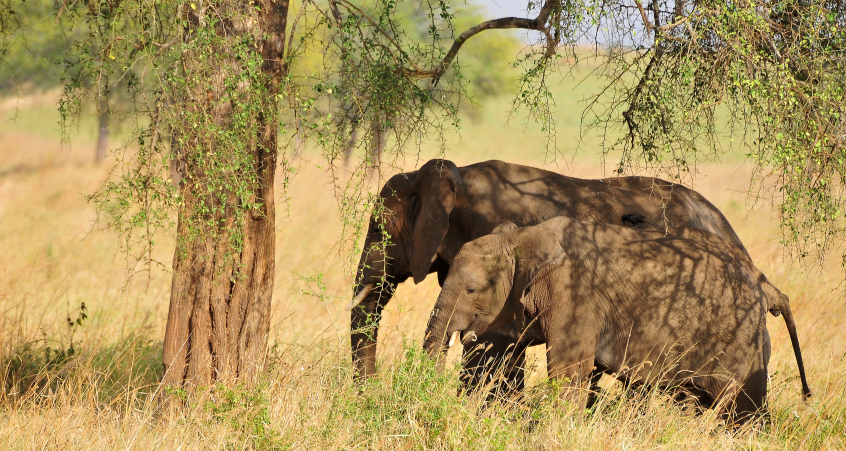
[352,158,749,390]
[423,217,811,423]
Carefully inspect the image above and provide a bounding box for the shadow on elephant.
[349,158,752,395]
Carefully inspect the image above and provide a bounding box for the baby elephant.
[423,216,811,423]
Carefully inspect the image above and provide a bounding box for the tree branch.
[327,0,342,24]
[633,0,653,36]
[633,0,694,41]
[416,0,562,82]
[325,0,561,83]
[622,51,660,148]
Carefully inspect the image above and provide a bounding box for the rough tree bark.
[161,0,289,389]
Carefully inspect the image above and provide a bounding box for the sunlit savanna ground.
[0,62,844,449]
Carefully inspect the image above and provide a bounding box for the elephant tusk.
[346,283,375,311]
[448,331,460,347]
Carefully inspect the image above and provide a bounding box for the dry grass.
[0,86,843,450]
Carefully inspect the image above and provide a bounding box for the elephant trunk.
[423,291,472,361]
[350,221,396,380]
[423,314,451,358]
[350,260,393,381]
[350,278,396,381]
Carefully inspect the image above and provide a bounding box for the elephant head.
[422,222,564,358]
[350,159,462,378]
[351,159,463,301]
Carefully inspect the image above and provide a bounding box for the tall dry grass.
[0,88,843,450]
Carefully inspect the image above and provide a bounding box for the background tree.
[0,0,134,164]
[0,0,843,392]
[0,1,68,94]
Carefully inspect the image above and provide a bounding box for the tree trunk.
[161,0,289,390]
[95,96,109,163]
[371,119,384,169]
[161,138,277,388]
[169,131,184,188]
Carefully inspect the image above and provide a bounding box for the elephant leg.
[460,321,532,396]
[546,346,597,410]
[350,291,391,381]
[729,368,768,426]
[546,323,600,410]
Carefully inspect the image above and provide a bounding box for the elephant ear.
[507,232,567,309]
[411,160,462,284]
[491,222,518,235]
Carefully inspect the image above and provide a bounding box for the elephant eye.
[466,286,477,294]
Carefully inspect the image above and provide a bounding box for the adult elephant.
[349,159,748,389]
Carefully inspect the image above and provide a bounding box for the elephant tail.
[766,285,812,399]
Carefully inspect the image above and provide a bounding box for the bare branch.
[327,0,342,24]
[326,0,561,83]
[633,0,653,35]
[285,0,309,62]
[151,36,180,50]
[420,0,562,82]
